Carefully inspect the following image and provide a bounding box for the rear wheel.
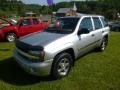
[51,53,73,79]
[6,32,17,42]
[97,37,108,51]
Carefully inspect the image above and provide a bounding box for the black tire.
[6,32,17,42]
[97,37,108,51]
[51,53,73,79]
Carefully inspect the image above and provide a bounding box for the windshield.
[44,18,80,34]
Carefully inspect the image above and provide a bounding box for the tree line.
[0,0,120,20]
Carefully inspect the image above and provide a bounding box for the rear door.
[92,17,103,47]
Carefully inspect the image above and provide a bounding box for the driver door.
[18,19,33,36]
[77,17,96,56]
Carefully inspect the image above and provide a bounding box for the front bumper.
[14,50,53,76]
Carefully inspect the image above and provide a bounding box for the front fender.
[44,42,74,60]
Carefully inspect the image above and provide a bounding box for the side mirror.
[78,28,90,35]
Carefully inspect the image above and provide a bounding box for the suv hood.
[19,31,66,46]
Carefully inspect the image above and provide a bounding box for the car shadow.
[0,57,53,86]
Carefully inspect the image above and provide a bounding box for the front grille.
[17,48,41,63]
[16,40,30,53]
[15,40,43,63]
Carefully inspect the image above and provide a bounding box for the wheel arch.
[50,48,75,79]
[53,48,75,66]
[5,30,17,38]
[104,34,108,39]
[5,30,18,41]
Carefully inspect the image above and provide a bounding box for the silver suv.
[14,14,110,79]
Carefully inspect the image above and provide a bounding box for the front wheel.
[6,32,17,42]
[51,53,73,79]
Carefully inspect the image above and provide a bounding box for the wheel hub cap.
[8,34,15,41]
[57,58,70,76]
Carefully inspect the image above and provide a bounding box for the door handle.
[91,34,95,37]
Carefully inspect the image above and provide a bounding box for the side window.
[100,17,108,27]
[80,17,93,31]
[33,18,39,25]
[93,17,102,30]
[21,19,31,26]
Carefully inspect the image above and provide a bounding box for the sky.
[20,0,80,5]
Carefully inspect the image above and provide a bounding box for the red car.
[0,17,48,42]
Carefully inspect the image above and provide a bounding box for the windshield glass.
[44,17,80,34]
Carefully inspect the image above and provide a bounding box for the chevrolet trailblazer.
[14,14,110,79]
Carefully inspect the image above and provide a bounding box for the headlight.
[29,50,45,62]
[39,51,45,62]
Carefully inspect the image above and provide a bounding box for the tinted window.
[45,18,79,34]
[100,17,108,27]
[22,19,31,26]
[80,17,93,31]
[93,17,102,29]
[33,18,39,24]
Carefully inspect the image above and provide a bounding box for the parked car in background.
[109,21,120,31]
[14,15,110,79]
[0,17,48,42]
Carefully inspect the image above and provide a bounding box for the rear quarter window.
[100,17,108,27]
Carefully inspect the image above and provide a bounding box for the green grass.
[0,32,120,90]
